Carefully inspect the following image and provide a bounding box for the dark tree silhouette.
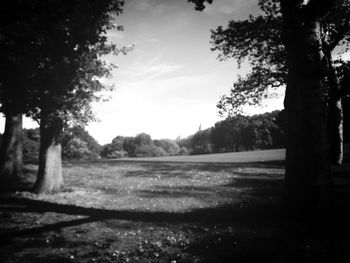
[189,0,350,214]
[0,0,128,193]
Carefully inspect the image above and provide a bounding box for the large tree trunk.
[33,115,63,194]
[0,113,23,181]
[282,2,332,215]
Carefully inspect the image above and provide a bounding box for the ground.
[1,150,350,262]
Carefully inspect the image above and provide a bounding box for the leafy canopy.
[0,0,131,128]
[207,0,350,116]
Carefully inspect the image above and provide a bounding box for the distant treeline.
[102,110,286,158]
[101,134,188,158]
[178,110,286,155]
[0,110,288,161]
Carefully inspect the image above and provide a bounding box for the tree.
[132,133,167,157]
[101,136,127,158]
[191,128,213,154]
[22,128,40,164]
[154,139,181,156]
[134,133,153,146]
[62,127,101,160]
[122,137,137,157]
[134,144,167,157]
[0,115,24,181]
[190,0,350,213]
[281,0,335,213]
[212,0,350,164]
[0,0,39,180]
[62,128,98,160]
[0,0,128,193]
[210,111,285,153]
[63,137,91,160]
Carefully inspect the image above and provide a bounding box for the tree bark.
[0,113,23,181]
[326,52,343,164]
[33,115,63,194]
[282,2,332,215]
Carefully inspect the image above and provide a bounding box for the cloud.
[127,0,167,15]
[129,0,152,11]
[118,53,183,81]
[203,0,260,18]
[146,38,159,43]
[168,98,201,104]
[107,30,125,42]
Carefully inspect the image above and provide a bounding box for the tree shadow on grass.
[2,162,350,262]
[121,161,284,179]
[136,172,283,201]
[0,195,283,242]
[2,195,350,262]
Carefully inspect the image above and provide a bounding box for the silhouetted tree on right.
[189,0,350,215]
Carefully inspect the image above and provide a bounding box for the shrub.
[135,145,167,157]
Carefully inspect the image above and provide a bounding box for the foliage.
[102,134,182,158]
[61,127,100,160]
[211,115,253,152]
[62,127,101,160]
[190,128,213,155]
[177,110,286,155]
[179,146,190,156]
[20,127,101,161]
[22,129,40,164]
[211,110,285,153]
[134,144,167,157]
[101,136,128,159]
[212,0,350,116]
[188,0,212,11]
[63,137,91,160]
[100,109,286,159]
[154,139,181,156]
[0,0,130,127]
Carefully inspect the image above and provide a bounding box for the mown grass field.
[1,149,350,262]
[120,149,286,163]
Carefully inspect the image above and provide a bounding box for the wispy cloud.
[118,53,183,81]
[107,30,125,42]
[127,0,167,15]
[203,0,260,18]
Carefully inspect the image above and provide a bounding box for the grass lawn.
[1,150,350,262]
[120,148,286,163]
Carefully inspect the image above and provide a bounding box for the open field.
[1,150,350,262]
[120,149,286,163]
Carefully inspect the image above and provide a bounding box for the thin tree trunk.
[33,115,63,194]
[326,52,343,164]
[0,113,23,181]
[282,3,332,215]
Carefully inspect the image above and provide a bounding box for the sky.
[86,0,284,144]
[0,0,285,145]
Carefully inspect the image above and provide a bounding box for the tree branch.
[328,14,350,51]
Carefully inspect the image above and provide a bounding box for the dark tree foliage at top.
[0,0,128,125]
[188,0,213,11]
[210,0,350,116]
[0,0,129,193]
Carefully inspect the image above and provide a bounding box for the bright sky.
[0,0,285,145]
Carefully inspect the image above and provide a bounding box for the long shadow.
[135,174,284,201]
[0,196,283,243]
[122,161,284,178]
